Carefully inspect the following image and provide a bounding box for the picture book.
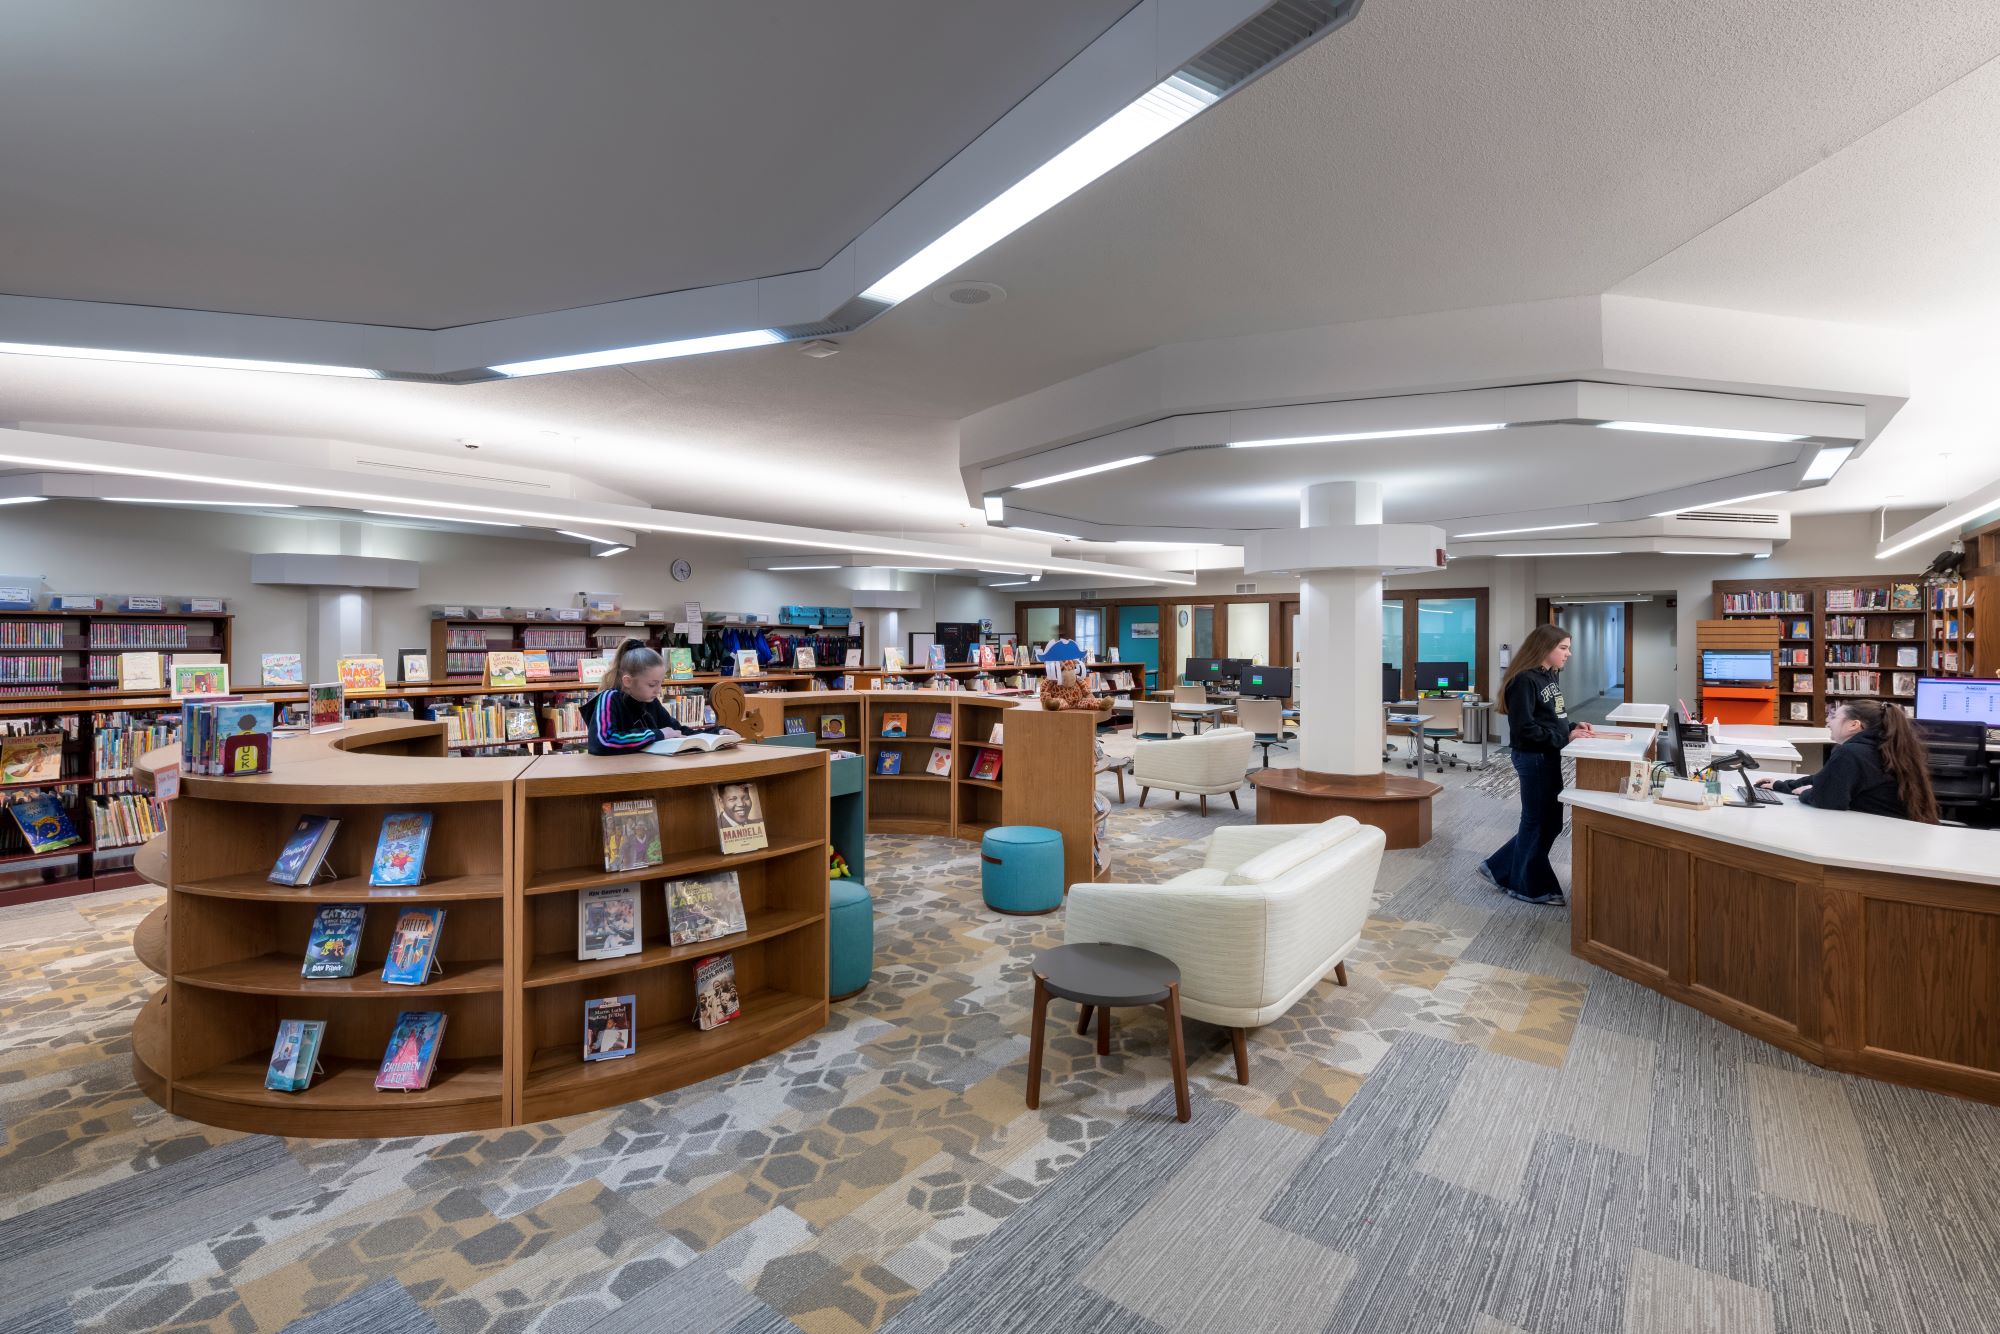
[970,748,1002,780]
[929,713,953,739]
[1890,582,1922,611]
[1001,643,1017,667]
[381,907,445,985]
[170,662,230,699]
[712,781,768,854]
[844,649,861,667]
[819,714,848,739]
[784,717,808,734]
[643,730,742,756]
[794,646,816,671]
[668,647,695,680]
[485,651,529,688]
[218,700,274,775]
[927,644,946,671]
[375,1011,448,1090]
[0,733,63,785]
[667,869,746,945]
[882,648,907,673]
[577,655,612,684]
[118,651,164,692]
[256,652,303,686]
[337,656,387,694]
[584,994,637,1061]
[989,722,1004,744]
[522,649,552,682]
[7,795,81,853]
[309,683,345,732]
[876,749,902,776]
[264,1019,326,1093]
[271,818,341,892]
[301,903,365,977]
[881,712,908,738]
[400,651,430,684]
[926,746,953,776]
[578,884,642,959]
[601,798,664,872]
[504,707,540,741]
[369,811,434,886]
[694,954,741,1030]
[733,648,761,677]
[979,645,997,669]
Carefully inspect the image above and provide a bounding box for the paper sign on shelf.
[683,602,702,624]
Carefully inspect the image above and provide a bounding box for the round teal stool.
[981,826,1066,916]
[828,878,874,1000]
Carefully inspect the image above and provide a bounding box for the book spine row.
[660,691,710,728]
[0,622,67,647]
[521,628,588,648]
[1826,616,1871,640]
[1827,645,1880,665]
[1721,591,1809,612]
[1823,589,1890,612]
[0,655,66,683]
[437,702,512,745]
[92,793,164,848]
[88,653,119,682]
[444,629,491,649]
[1828,670,1881,696]
[94,722,179,778]
[88,624,191,648]
[541,702,584,737]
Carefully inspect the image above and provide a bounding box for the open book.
[644,729,743,756]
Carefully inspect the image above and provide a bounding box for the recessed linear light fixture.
[1802,445,1856,481]
[983,496,1005,521]
[1600,421,1805,443]
[766,564,841,571]
[987,581,1031,588]
[488,329,782,379]
[107,497,298,507]
[0,340,379,378]
[861,76,1217,307]
[591,545,630,558]
[1660,550,1758,556]
[1452,521,1599,538]
[0,496,46,506]
[977,569,1028,576]
[1877,496,2000,559]
[1011,456,1154,490]
[557,529,623,545]
[1005,525,1082,542]
[1493,551,1621,558]
[364,509,521,528]
[1649,490,1784,518]
[1230,423,1506,449]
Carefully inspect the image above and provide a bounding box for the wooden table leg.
[1097,1006,1112,1056]
[1230,1026,1249,1086]
[1076,1004,1093,1036]
[1026,974,1048,1110]
[1164,984,1190,1123]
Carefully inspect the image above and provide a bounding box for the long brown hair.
[601,637,663,692]
[1501,623,1571,694]
[1832,700,1939,824]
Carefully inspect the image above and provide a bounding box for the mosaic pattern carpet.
[5,772,2000,1333]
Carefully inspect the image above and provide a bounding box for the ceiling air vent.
[1179,0,1366,98]
[1236,583,1258,594]
[1673,510,1783,526]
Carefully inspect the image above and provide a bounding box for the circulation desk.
[1563,789,2000,1104]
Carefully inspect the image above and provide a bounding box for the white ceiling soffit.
[0,0,1362,383]
[0,427,1191,584]
[1448,535,1776,559]
[1874,473,2000,561]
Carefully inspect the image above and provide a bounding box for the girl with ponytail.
[1759,698,1939,823]
[584,637,717,755]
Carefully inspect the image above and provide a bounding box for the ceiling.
[4,0,2000,546]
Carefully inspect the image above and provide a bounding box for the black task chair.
[1916,720,1995,826]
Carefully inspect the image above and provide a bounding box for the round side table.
[1025,942,1190,1123]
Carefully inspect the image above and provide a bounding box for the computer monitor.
[1185,657,1250,684]
[1414,660,1469,693]
[1382,664,1401,703]
[1656,715,1684,777]
[1915,678,2000,727]
[1238,666,1293,699]
[1701,649,1775,686]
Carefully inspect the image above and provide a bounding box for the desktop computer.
[1238,666,1293,699]
[1414,661,1469,693]
[1701,649,1776,687]
[1382,664,1402,703]
[1915,677,2000,748]
[1185,657,1251,686]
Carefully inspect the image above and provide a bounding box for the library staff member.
[1480,623,1595,906]
[584,639,719,755]
[1755,698,1939,822]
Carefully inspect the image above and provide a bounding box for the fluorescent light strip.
[1005,525,1082,541]
[982,496,1005,521]
[0,496,46,506]
[1650,490,1784,517]
[767,564,841,571]
[1493,550,1621,557]
[107,497,297,507]
[592,545,630,558]
[489,329,782,378]
[988,581,1031,588]
[1802,445,1855,481]
[1453,521,1598,538]
[1600,421,1806,443]
[862,76,1216,306]
[0,449,1184,582]
[1878,498,2000,559]
[0,340,378,378]
[1660,549,1757,556]
[1011,455,1153,490]
[364,509,521,528]
[1230,423,1506,449]
[977,569,1027,576]
[557,529,623,545]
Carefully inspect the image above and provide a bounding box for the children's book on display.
[381,907,445,985]
[694,954,740,1030]
[265,1019,327,1093]
[270,814,340,885]
[601,798,664,872]
[369,812,433,886]
[584,994,637,1061]
[301,903,365,976]
[578,884,642,960]
[666,869,745,946]
[375,1011,447,1091]
[711,782,768,854]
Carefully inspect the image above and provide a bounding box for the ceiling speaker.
[932,281,1007,308]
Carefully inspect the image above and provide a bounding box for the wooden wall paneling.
[1001,707,1099,887]
[1572,817,1688,983]
[1688,858,1807,1032]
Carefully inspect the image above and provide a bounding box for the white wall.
[1560,602,1620,707]
[0,501,1015,678]
[1629,598,1677,709]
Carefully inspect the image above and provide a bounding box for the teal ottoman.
[981,826,1065,916]
[828,878,874,1000]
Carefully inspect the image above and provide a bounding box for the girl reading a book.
[586,639,720,755]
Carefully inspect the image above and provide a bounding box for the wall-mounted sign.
[1129,622,1159,639]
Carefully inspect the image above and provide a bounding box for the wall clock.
[671,559,693,582]
[1177,609,1191,628]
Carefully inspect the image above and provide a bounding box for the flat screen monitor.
[1915,678,2000,725]
[1700,649,1775,685]
[1185,657,1249,682]
[1382,664,1401,703]
[1656,715,1684,777]
[1238,666,1293,699]
[1415,660,1469,693]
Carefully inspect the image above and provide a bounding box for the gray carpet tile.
[1480,1131,1649,1334]
[6,1301,76,1334]
[1623,1247,1778,1334]
[1754,1194,1925,1334]
[282,1279,442,1334]
[1317,1165,1513,1334]
[1638,1004,1764,1286]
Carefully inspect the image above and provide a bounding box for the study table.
[1563,788,2000,1104]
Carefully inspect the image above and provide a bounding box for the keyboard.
[1745,783,1784,806]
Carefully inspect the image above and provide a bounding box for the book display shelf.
[0,608,231,692]
[131,719,830,1136]
[1713,575,1926,724]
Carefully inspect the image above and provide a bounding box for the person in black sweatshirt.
[584,638,719,755]
[1479,623,1596,905]
[1756,698,1939,822]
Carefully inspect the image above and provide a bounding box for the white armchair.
[1132,725,1254,816]
[1064,818,1385,1083]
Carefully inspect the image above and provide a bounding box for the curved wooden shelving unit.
[131,717,832,1137]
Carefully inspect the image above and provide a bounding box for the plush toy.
[828,850,851,879]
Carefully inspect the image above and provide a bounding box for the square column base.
[1250,769,1440,849]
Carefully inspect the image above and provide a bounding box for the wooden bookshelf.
[1712,575,1926,724]
[0,607,232,692]
[130,719,829,1136]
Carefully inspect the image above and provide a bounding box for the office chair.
[1408,697,1465,770]
[1131,700,1180,741]
[1173,683,1208,706]
[1917,720,1994,826]
[1235,698,1291,768]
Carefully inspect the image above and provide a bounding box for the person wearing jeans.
[1480,624,1594,905]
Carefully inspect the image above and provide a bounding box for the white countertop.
[1563,789,2000,886]
[1707,733,1803,766]
[1562,728,1653,763]
[1714,723,1833,750]
[1606,703,1670,725]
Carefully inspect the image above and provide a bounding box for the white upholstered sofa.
[1063,817,1384,1081]
[1131,725,1255,815]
